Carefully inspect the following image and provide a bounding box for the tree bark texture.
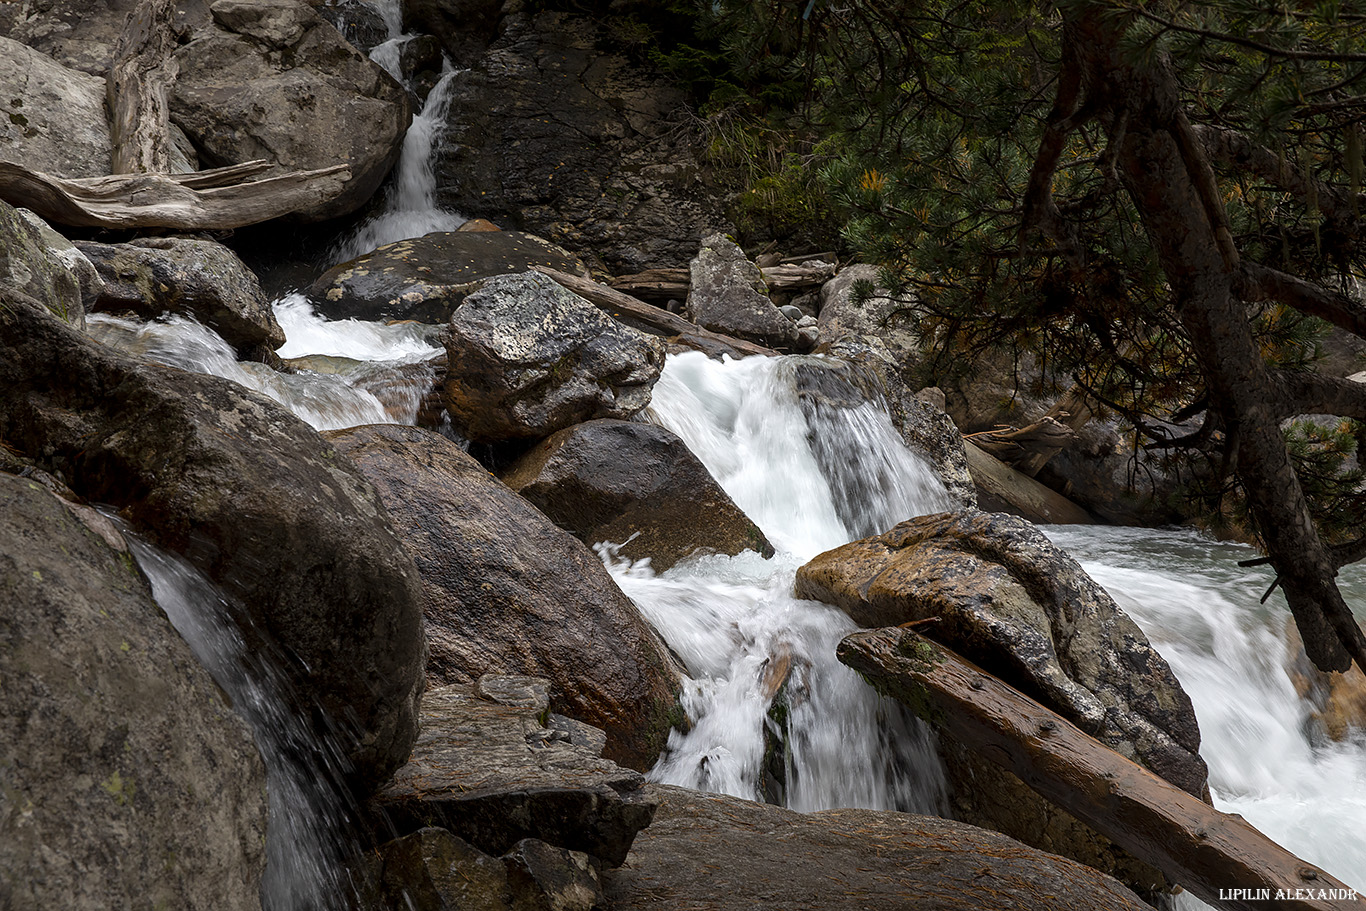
[838,627,1364,911]
[108,0,179,175]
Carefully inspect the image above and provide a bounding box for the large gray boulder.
[78,235,284,357]
[0,36,111,178]
[687,233,799,349]
[307,231,588,323]
[502,419,773,572]
[815,264,921,365]
[0,473,268,911]
[327,424,681,771]
[0,287,426,790]
[171,0,411,221]
[0,198,87,328]
[443,272,666,443]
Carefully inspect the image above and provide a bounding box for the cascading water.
[608,351,953,813]
[121,529,359,911]
[329,0,464,265]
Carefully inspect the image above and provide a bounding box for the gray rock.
[779,304,803,320]
[326,424,681,770]
[0,36,111,177]
[0,287,427,791]
[443,272,666,442]
[606,785,1151,911]
[315,0,391,55]
[308,231,588,323]
[405,0,504,67]
[171,0,411,221]
[365,827,513,911]
[16,208,104,316]
[433,11,732,273]
[0,0,188,77]
[0,473,268,911]
[816,263,920,366]
[501,418,773,572]
[369,683,657,867]
[503,838,604,911]
[0,198,86,328]
[78,236,284,357]
[686,233,799,348]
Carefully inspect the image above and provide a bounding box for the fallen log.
[965,416,1077,474]
[531,266,777,359]
[0,161,351,230]
[837,627,1365,911]
[610,267,690,302]
[107,0,179,175]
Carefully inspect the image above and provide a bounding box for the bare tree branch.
[1194,124,1362,221]
[1236,261,1366,338]
[1272,370,1366,421]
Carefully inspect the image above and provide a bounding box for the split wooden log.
[965,416,1078,475]
[108,0,179,174]
[0,161,351,230]
[531,266,777,359]
[837,626,1365,911]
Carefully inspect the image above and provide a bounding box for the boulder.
[0,36,112,178]
[78,235,284,357]
[307,231,588,323]
[433,10,732,273]
[815,264,921,368]
[368,681,658,863]
[502,419,774,571]
[443,272,666,443]
[171,0,411,221]
[315,0,392,55]
[0,287,426,790]
[15,207,105,314]
[687,233,799,349]
[0,473,268,911]
[606,785,1151,911]
[0,198,87,328]
[327,424,681,770]
[794,509,1207,888]
[363,828,514,911]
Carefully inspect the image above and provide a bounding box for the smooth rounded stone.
[0,473,268,911]
[77,236,284,356]
[433,10,732,273]
[0,288,426,791]
[0,36,111,177]
[686,233,799,348]
[307,231,588,323]
[606,785,1152,911]
[443,272,666,443]
[0,198,86,329]
[779,304,803,320]
[171,0,411,221]
[501,419,773,572]
[327,424,681,770]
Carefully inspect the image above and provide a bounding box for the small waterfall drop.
[611,352,953,813]
[123,530,360,911]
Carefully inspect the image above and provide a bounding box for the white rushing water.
[613,352,954,813]
[123,530,359,911]
[1046,525,1366,899]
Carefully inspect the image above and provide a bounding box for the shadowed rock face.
[327,423,681,771]
[0,473,268,911]
[443,272,665,443]
[0,287,426,791]
[502,418,773,571]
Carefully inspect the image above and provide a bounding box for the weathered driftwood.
[0,161,351,230]
[838,627,1365,911]
[610,267,690,301]
[966,417,1077,475]
[108,0,179,174]
[531,266,777,359]
[760,260,836,290]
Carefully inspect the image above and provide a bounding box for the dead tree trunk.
[838,626,1364,911]
[107,0,179,174]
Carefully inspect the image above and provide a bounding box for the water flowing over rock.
[327,424,681,770]
[606,785,1152,911]
[443,271,666,443]
[0,36,111,177]
[687,233,800,349]
[0,288,426,790]
[171,0,411,221]
[0,198,88,328]
[502,419,774,572]
[309,230,587,323]
[78,235,284,358]
[432,10,732,273]
[0,473,268,911]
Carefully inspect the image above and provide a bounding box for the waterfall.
[122,530,360,911]
[612,351,953,813]
[329,2,465,266]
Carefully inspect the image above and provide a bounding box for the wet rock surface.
[327,423,681,770]
[0,288,426,790]
[0,473,268,911]
[443,272,666,442]
[307,231,587,323]
[502,418,773,571]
